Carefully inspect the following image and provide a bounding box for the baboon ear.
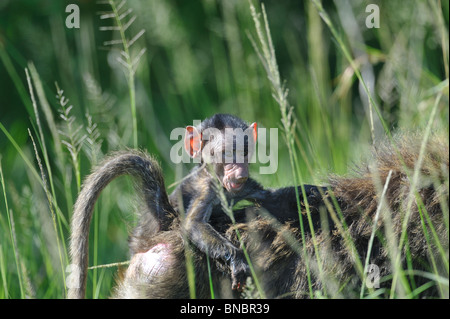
[184,126,202,158]
[249,122,257,143]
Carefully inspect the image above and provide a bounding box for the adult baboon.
[69,114,325,298]
[112,133,448,298]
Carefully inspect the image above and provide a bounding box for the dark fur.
[132,114,270,290]
[113,133,448,298]
[68,151,176,298]
[69,114,290,298]
[69,123,448,298]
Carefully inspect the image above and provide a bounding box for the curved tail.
[68,151,174,299]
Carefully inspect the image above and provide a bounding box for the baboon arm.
[244,184,328,223]
[185,219,239,261]
[183,192,239,262]
[239,178,270,201]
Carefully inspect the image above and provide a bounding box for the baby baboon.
[69,114,321,298]
[167,114,259,290]
[114,133,448,298]
[68,113,448,298]
[129,113,272,290]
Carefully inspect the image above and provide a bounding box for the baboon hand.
[230,252,249,291]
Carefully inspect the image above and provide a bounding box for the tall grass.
[99,0,146,149]
[245,0,448,299]
[248,2,319,298]
[0,0,448,298]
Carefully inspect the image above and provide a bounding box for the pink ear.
[184,126,202,157]
[249,122,257,143]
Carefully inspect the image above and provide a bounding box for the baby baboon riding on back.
[68,114,449,299]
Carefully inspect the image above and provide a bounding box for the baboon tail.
[68,151,174,299]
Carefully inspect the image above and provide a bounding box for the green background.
[0,0,448,298]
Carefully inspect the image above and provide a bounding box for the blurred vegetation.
[0,0,448,298]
